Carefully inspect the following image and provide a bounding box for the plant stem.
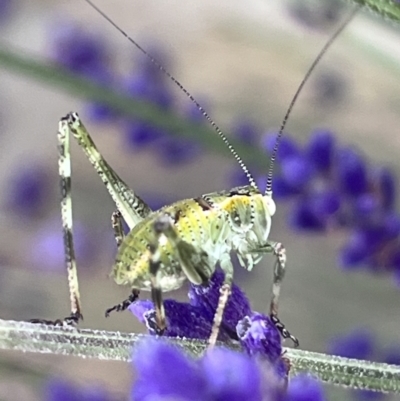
[0,319,399,393]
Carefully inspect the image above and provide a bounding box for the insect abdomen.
[111,197,229,291]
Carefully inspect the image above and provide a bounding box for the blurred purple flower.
[233,120,260,146]
[336,147,368,197]
[123,73,173,110]
[328,327,375,360]
[382,345,400,366]
[281,155,313,189]
[0,0,14,23]
[262,128,400,280]
[263,131,300,162]
[5,164,50,217]
[49,21,109,74]
[373,168,396,211]
[156,136,201,166]
[306,129,335,172]
[284,374,326,401]
[184,96,209,122]
[124,121,166,150]
[289,198,327,232]
[132,338,287,401]
[31,219,97,272]
[326,328,397,401]
[45,378,114,401]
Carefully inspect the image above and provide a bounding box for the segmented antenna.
[265,6,359,196]
[82,0,258,190]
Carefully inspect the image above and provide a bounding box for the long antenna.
[265,6,360,196]
[82,0,258,190]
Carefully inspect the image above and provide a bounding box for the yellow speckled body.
[112,185,275,292]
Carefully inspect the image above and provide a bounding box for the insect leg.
[111,209,125,248]
[148,241,166,334]
[105,210,141,317]
[267,241,299,347]
[105,289,140,317]
[208,256,234,348]
[31,117,85,325]
[144,213,213,333]
[63,112,151,229]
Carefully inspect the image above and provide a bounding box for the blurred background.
[0,0,400,400]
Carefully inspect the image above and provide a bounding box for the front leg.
[268,241,286,317]
[256,241,299,347]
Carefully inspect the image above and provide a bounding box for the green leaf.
[347,0,400,22]
[0,45,269,171]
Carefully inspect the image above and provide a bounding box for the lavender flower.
[132,338,288,401]
[260,128,400,281]
[5,163,50,217]
[285,374,326,401]
[0,0,14,24]
[30,219,97,272]
[328,328,375,360]
[45,377,115,401]
[49,21,109,74]
[130,269,288,377]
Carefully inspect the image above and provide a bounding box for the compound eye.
[265,196,276,216]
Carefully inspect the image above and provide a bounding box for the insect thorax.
[111,185,275,291]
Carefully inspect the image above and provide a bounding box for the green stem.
[0,45,269,171]
[1,319,400,393]
[347,0,400,22]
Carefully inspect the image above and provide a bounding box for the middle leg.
[106,210,141,317]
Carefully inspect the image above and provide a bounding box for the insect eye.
[265,196,276,216]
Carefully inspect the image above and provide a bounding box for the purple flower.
[129,299,217,340]
[124,120,166,150]
[328,328,375,360]
[123,73,174,110]
[326,329,395,401]
[130,269,289,372]
[382,345,400,366]
[237,313,282,362]
[263,131,300,162]
[156,136,202,166]
[83,67,118,123]
[306,129,335,172]
[132,339,209,401]
[200,347,264,401]
[289,198,327,231]
[284,374,326,401]
[188,270,252,335]
[233,120,260,146]
[0,0,14,23]
[45,378,114,401]
[5,164,50,217]
[184,96,209,122]
[335,147,368,197]
[373,168,396,211]
[281,155,313,189]
[49,21,109,74]
[30,219,97,272]
[132,338,286,401]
